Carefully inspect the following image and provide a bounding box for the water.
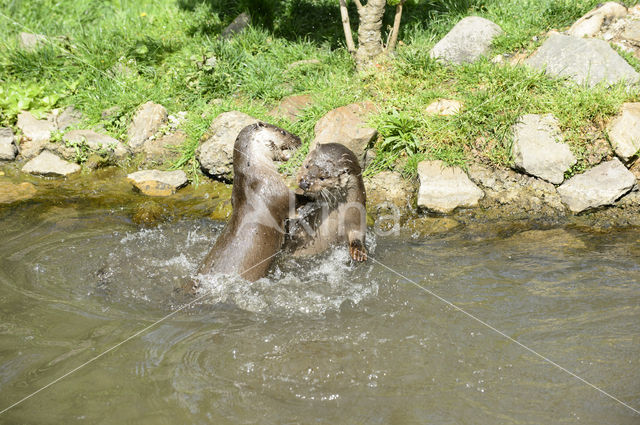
[0,203,638,424]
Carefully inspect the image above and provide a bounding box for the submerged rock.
[511,114,576,184]
[0,128,18,161]
[525,33,639,87]
[0,182,37,204]
[417,160,484,213]
[557,159,636,212]
[430,16,503,64]
[22,151,81,176]
[608,102,640,163]
[127,102,168,151]
[127,169,188,196]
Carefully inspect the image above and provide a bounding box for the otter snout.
[299,178,310,191]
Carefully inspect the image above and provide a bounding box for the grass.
[0,0,638,179]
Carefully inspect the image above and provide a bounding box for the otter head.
[252,122,301,162]
[297,143,361,198]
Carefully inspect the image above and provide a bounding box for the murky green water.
[0,202,638,424]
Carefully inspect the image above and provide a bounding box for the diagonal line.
[367,255,640,416]
[0,249,284,416]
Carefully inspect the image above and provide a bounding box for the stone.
[365,171,414,210]
[417,160,484,213]
[557,159,636,212]
[269,94,313,122]
[221,12,251,39]
[568,2,628,38]
[18,32,46,51]
[511,114,576,184]
[311,102,378,164]
[425,99,463,116]
[22,151,81,176]
[50,106,83,131]
[196,111,259,180]
[622,20,640,42]
[142,131,187,163]
[430,16,503,65]
[0,182,37,204]
[127,170,188,196]
[0,128,18,161]
[608,102,640,162]
[62,130,128,159]
[630,158,640,180]
[17,111,55,144]
[525,33,640,87]
[287,59,321,70]
[127,102,168,151]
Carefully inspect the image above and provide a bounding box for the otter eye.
[280,130,286,135]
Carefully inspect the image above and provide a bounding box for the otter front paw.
[349,239,367,262]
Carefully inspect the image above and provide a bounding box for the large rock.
[511,114,576,184]
[62,130,128,159]
[568,2,628,38]
[0,182,37,204]
[311,102,377,164]
[196,111,259,180]
[17,111,55,144]
[50,106,83,131]
[22,151,81,177]
[608,102,640,162]
[269,94,313,122]
[557,159,636,212]
[430,16,503,64]
[365,171,414,210]
[141,131,187,164]
[0,128,18,161]
[127,102,168,151]
[417,160,484,213]
[221,12,251,39]
[127,170,188,196]
[525,33,640,87]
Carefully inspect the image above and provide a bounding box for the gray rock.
[17,111,55,144]
[365,171,414,210]
[425,99,463,116]
[127,170,188,196]
[430,16,503,64]
[525,33,640,87]
[18,32,47,51]
[269,94,313,122]
[62,130,128,159]
[127,102,168,151]
[568,2,628,38]
[0,128,18,161]
[50,106,83,131]
[196,111,259,180]
[221,12,251,39]
[622,20,640,42]
[417,160,484,213]
[142,131,187,163]
[22,151,81,177]
[608,102,640,162]
[511,114,576,184]
[311,102,378,165]
[557,159,636,212]
[287,59,321,70]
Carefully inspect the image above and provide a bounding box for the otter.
[187,122,300,292]
[286,143,367,262]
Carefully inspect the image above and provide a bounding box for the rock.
[429,16,503,64]
[0,182,37,204]
[511,114,576,184]
[22,151,81,177]
[365,171,414,210]
[557,159,636,212]
[568,2,628,38]
[425,99,463,116]
[417,160,484,213]
[127,102,168,151]
[525,33,640,87]
[630,158,640,180]
[311,102,378,164]
[101,106,122,120]
[127,170,188,196]
[196,111,259,180]
[404,217,461,237]
[608,102,640,162]
[17,111,55,144]
[142,131,187,163]
[18,32,46,51]
[0,128,18,161]
[221,12,251,39]
[50,106,83,131]
[287,59,321,70]
[62,130,128,159]
[269,94,313,122]
[622,20,640,43]
[204,56,217,68]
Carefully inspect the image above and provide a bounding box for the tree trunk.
[355,0,387,70]
[386,0,405,53]
[339,0,356,55]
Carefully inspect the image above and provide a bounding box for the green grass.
[0,0,638,179]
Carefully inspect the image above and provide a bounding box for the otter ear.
[257,121,265,127]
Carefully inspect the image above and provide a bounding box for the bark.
[339,0,356,54]
[355,0,387,70]
[386,0,405,53]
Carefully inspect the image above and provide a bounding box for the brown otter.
[186,122,300,292]
[287,143,367,262]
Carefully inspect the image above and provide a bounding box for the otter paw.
[349,240,367,262]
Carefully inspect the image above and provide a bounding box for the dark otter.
[187,122,300,292]
[287,143,367,262]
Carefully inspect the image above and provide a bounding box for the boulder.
[430,16,503,64]
[127,169,188,196]
[525,33,639,87]
[511,114,576,184]
[311,102,378,164]
[425,99,463,116]
[417,160,484,213]
[18,32,46,51]
[221,12,251,39]
[22,151,81,177]
[50,106,83,131]
[62,130,128,159]
[608,102,640,162]
[269,94,313,122]
[0,182,37,204]
[196,111,259,180]
[141,131,187,163]
[568,2,628,38]
[365,171,414,210]
[127,102,168,151]
[17,111,54,144]
[557,159,636,212]
[0,128,18,161]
